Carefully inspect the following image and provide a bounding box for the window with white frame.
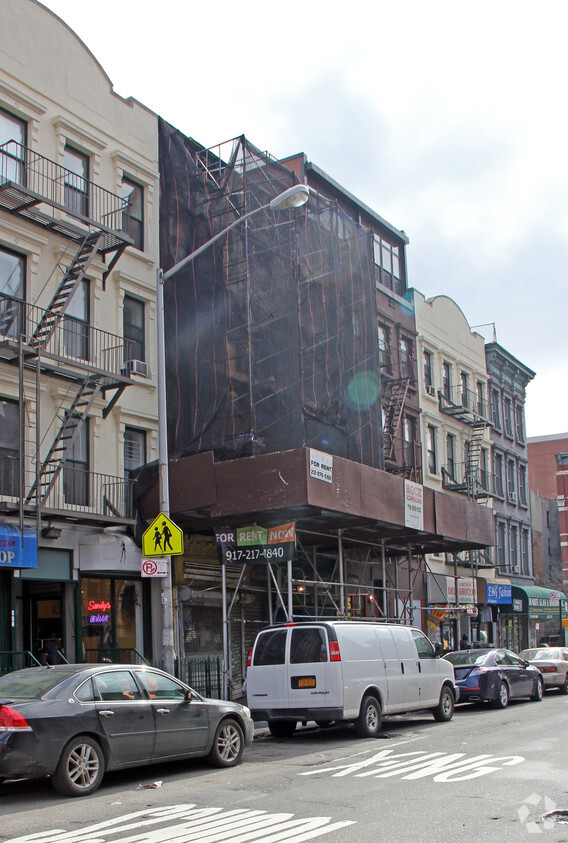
[460,371,468,408]
[493,452,504,497]
[507,459,516,502]
[476,381,485,417]
[446,433,456,479]
[378,323,391,372]
[121,177,144,250]
[509,525,518,572]
[442,362,451,400]
[63,417,89,506]
[521,529,530,576]
[423,349,433,391]
[495,521,506,570]
[123,295,145,363]
[399,336,413,379]
[503,396,513,437]
[63,145,89,217]
[490,388,501,428]
[427,425,437,474]
[515,404,525,443]
[124,427,146,480]
[0,247,25,339]
[0,107,26,184]
[63,279,89,361]
[373,235,403,295]
[518,464,528,506]
[0,398,19,496]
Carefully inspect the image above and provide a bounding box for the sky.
[40,0,568,438]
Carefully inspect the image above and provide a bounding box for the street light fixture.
[155,183,310,676]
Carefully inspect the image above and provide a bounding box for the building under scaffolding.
[144,124,494,697]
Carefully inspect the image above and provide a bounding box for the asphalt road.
[1,691,568,842]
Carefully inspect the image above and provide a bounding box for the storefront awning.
[478,575,512,605]
[512,585,568,619]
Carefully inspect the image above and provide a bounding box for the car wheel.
[355,695,382,738]
[268,720,297,739]
[493,681,509,709]
[52,735,105,797]
[432,685,455,722]
[207,718,244,768]
[559,676,568,695]
[531,676,544,701]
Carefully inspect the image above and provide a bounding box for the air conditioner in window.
[425,385,436,397]
[511,565,520,573]
[509,492,517,503]
[124,359,149,377]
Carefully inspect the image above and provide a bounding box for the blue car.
[443,648,543,708]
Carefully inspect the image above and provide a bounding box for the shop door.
[26,582,64,665]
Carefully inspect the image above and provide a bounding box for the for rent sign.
[215,522,296,563]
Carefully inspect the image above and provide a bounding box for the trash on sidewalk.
[136,781,163,789]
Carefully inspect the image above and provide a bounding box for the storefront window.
[81,577,141,662]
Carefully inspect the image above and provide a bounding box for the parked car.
[246,621,458,738]
[0,663,254,797]
[518,647,568,693]
[443,648,544,708]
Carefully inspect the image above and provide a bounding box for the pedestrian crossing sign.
[142,513,184,557]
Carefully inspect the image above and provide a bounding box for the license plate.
[298,677,316,688]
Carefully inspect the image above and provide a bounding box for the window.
[509,526,518,571]
[507,459,516,502]
[63,145,89,216]
[63,279,89,360]
[480,448,489,491]
[446,434,456,479]
[503,396,513,437]
[493,452,504,497]
[0,398,19,496]
[460,372,468,408]
[63,417,88,506]
[94,670,142,703]
[411,629,435,659]
[121,178,144,250]
[495,522,506,569]
[521,529,530,576]
[136,670,187,700]
[124,427,146,479]
[476,381,485,417]
[403,415,416,467]
[373,235,403,294]
[423,349,433,391]
[518,464,527,506]
[378,323,391,372]
[290,627,327,664]
[490,388,501,428]
[253,630,287,666]
[0,247,25,339]
[442,362,451,400]
[427,425,437,474]
[0,107,26,184]
[515,405,525,442]
[399,336,413,378]
[123,296,145,362]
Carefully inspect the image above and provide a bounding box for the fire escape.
[0,141,135,526]
[380,340,421,481]
[438,385,492,502]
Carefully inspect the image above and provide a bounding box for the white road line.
[5,805,355,843]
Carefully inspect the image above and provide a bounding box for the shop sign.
[86,599,111,624]
[404,480,424,531]
[215,522,296,563]
[446,577,477,604]
[0,525,37,569]
[528,594,568,619]
[486,583,512,605]
[141,557,169,577]
[513,599,523,612]
[309,449,333,483]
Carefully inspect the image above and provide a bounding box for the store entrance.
[25,581,64,664]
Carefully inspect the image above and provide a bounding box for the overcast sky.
[40,0,568,438]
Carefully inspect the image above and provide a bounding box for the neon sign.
[86,600,111,624]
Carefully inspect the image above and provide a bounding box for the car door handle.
[98,709,114,717]
[157,708,171,716]
[401,663,405,674]
[417,662,422,672]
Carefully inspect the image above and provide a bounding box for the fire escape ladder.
[465,421,486,498]
[29,231,102,352]
[25,375,104,506]
[383,378,410,462]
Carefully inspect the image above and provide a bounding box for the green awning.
[512,585,568,619]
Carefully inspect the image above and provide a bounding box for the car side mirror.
[523,660,530,668]
[185,689,193,702]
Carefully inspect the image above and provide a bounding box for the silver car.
[519,647,568,693]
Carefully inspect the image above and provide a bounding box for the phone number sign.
[215,522,296,563]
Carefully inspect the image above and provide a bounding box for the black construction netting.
[159,120,383,468]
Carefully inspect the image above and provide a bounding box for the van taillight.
[0,705,32,732]
[247,646,253,668]
[329,641,341,662]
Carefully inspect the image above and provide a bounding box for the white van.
[246,621,458,738]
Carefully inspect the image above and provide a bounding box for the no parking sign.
[141,557,169,577]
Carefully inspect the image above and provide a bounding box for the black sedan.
[443,648,544,708]
[0,663,254,797]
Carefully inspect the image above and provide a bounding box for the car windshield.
[520,648,561,661]
[0,669,66,698]
[444,651,490,666]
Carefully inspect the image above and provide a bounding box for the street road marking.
[5,804,355,843]
[300,749,525,782]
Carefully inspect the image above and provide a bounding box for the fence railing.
[438,386,490,422]
[0,141,128,232]
[0,650,42,675]
[177,656,222,698]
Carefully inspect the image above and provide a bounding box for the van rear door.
[248,628,288,710]
[287,625,340,712]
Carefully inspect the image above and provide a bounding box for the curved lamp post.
[156,183,310,677]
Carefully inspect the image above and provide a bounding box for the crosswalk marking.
[5,804,355,843]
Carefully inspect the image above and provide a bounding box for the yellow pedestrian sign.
[142,513,184,557]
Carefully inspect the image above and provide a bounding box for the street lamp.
[156,183,310,676]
